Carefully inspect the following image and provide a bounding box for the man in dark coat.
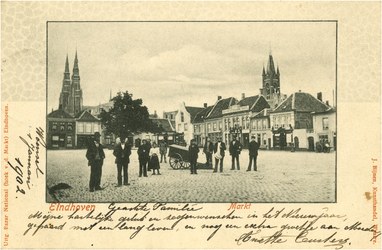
[213,137,226,173]
[203,137,214,166]
[229,136,242,170]
[86,132,105,192]
[247,135,259,171]
[189,139,200,174]
[113,135,132,186]
[137,140,149,177]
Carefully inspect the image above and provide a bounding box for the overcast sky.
[47,22,336,117]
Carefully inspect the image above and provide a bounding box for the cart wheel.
[181,161,190,169]
[169,153,183,169]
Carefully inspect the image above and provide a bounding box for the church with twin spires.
[59,51,83,117]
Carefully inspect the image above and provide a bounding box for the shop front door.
[242,133,249,149]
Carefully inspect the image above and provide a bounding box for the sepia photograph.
[46,21,337,203]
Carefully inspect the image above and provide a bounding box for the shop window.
[319,135,328,141]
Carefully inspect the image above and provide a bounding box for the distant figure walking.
[86,132,105,192]
[148,142,161,175]
[113,135,131,186]
[213,137,226,173]
[229,136,242,170]
[137,140,149,177]
[247,136,259,171]
[203,137,214,167]
[159,140,168,163]
[189,139,200,174]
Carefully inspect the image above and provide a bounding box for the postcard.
[1,1,381,249]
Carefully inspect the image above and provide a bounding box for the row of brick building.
[163,54,336,151]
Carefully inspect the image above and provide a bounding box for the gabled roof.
[47,109,74,119]
[185,106,205,120]
[207,97,238,119]
[236,95,270,113]
[237,95,259,107]
[193,105,214,123]
[75,110,100,122]
[151,118,175,132]
[272,92,330,113]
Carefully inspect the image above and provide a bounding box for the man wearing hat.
[86,132,105,192]
[113,135,132,187]
[247,135,259,171]
[188,139,200,174]
[137,139,149,177]
[229,135,242,170]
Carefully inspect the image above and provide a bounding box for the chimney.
[241,93,245,100]
[218,96,222,100]
[326,101,329,106]
[154,110,157,116]
[299,90,301,93]
[204,103,207,108]
[317,92,322,101]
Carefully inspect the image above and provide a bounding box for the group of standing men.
[202,135,259,173]
[86,132,259,192]
[86,132,168,192]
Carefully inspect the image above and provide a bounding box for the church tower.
[59,54,71,113]
[68,50,83,116]
[260,52,281,109]
[59,51,83,116]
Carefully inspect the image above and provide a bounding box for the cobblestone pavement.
[47,148,335,203]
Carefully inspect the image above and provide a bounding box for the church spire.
[65,54,70,73]
[72,50,80,80]
[267,54,276,74]
[262,64,266,76]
